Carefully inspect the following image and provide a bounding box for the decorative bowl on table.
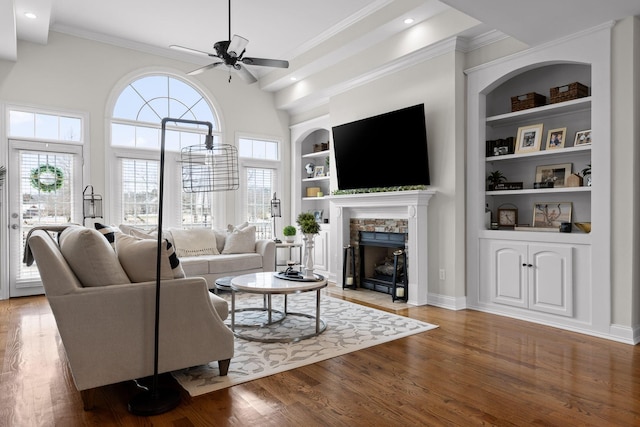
[574,222,591,233]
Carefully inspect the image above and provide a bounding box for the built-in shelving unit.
[290,116,333,280]
[465,26,613,340]
[301,150,330,200]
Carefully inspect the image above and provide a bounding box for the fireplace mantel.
[330,190,435,305]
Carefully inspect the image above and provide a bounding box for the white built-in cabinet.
[312,225,330,273]
[466,25,613,339]
[485,240,573,317]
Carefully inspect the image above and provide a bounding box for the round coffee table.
[230,272,328,343]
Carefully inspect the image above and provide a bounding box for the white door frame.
[7,139,84,297]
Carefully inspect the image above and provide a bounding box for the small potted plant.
[296,212,320,235]
[283,225,297,243]
[487,170,506,190]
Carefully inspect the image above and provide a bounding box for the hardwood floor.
[1,289,639,426]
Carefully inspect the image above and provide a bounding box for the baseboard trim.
[427,293,467,310]
[468,304,638,345]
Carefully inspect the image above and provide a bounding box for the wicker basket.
[313,142,329,152]
[511,92,546,112]
[549,82,589,104]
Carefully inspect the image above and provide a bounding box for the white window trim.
[5,104,87,145]
[1,103,90,300]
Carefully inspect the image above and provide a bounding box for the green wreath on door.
[30,164,64,192]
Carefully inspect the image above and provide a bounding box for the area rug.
[172,292,438,396]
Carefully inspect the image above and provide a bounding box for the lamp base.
[128,387,181,416]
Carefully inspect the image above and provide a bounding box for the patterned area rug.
[172,292,438,396]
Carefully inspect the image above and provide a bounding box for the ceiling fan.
[170,0,289,83]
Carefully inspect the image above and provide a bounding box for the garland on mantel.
[332,185,427,195]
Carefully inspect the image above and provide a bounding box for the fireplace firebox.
[359,231,407,297]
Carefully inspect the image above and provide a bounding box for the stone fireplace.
[330,190,435,305]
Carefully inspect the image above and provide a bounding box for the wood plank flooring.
[1,287,639,426]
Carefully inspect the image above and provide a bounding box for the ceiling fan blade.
[235,65,258,84]
[242,57,289,68]
[170,44,214,57]
[228,35,249,58]
[187,61,224,76]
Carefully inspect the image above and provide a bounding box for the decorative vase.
[302,233,315,278]
[285,236,295,243]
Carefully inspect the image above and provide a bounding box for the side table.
[275,242,303,270]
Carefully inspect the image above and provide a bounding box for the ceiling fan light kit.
[171,0,288,83]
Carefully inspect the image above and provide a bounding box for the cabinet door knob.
[522,263,533,267]
[528,263,533,267]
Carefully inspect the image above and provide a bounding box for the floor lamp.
[128,117,238,415]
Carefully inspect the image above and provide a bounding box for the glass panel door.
[8,140,82,297]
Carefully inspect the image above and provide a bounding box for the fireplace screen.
[358,231,407,298]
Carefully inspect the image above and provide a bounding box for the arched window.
[109,74,221,228]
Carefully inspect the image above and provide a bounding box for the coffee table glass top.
[231,272,327,294]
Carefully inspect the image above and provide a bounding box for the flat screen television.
[332,104,430,190]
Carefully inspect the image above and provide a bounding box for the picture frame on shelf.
[313,209,323,222]
[535,163,572,187]
[533,202,572,228]
[574,129,592,146]
[515,123,544,154]
[546,127,567,150]
[486,137,515,157]
[314,166,325,177]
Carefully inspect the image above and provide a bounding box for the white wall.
[610,16,640,329]
[0,31,290,297]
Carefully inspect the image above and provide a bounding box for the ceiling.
[2,0,640,97]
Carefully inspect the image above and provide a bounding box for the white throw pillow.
[59,226,131,287]
[116,233,184,282]
[222,225,256,254]
[168,228,220,257]
[212,227,228,253]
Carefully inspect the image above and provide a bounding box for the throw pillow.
[226,221,249,232]
[59,226,131,287]
[212,227,227,253]
[94,222,119,249]
[222,225,256,254]
[116,233,185,282]
[168,228,220,257]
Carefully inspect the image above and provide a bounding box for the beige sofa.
[27,227,235,409]
[179,239,275,289]
[149,225,276,290]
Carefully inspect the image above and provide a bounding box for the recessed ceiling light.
[403,18,414,24]
[24,12,37,19]
[290,77,297,81]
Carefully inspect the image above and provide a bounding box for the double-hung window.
[238,136,281,239]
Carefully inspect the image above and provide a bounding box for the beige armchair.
[27,229,234,409]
